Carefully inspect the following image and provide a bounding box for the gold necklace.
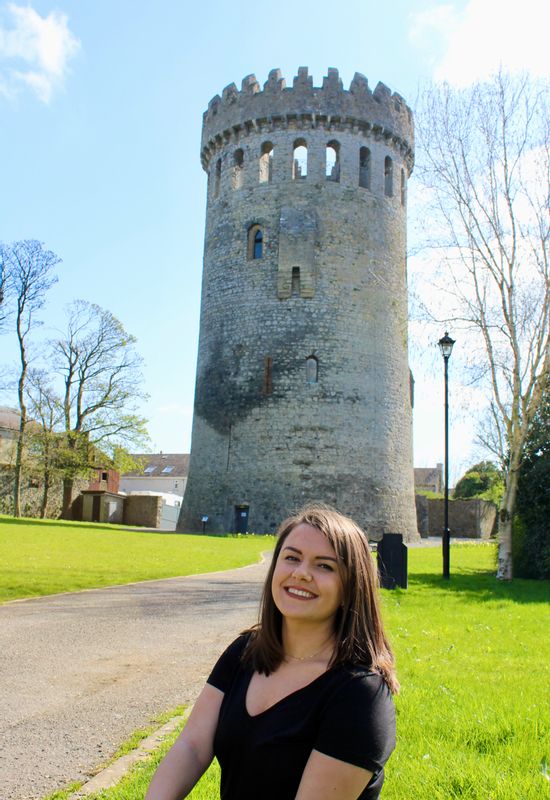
[285,638,334,662]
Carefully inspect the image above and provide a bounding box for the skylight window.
[161,466,174,474]
[144,465,156,474]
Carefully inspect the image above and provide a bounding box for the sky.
[0,0,548,482]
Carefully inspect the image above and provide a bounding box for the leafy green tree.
[514,378,550,579]
[454,461,504,504]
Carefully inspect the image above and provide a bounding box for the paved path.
[0,558,269,800]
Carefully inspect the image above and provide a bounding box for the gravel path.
[0,558,270,800]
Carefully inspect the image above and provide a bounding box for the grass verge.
[0,515,274,603]
[51,543,549,800]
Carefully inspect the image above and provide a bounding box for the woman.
[146,504,397,800]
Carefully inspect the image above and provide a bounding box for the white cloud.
[0,3,80,102]
[410,0,550,86]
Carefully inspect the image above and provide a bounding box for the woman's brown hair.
[244,504,399,694]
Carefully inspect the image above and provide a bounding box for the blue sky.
[0,0,548,480]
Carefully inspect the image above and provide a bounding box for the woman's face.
[271,523,344,628]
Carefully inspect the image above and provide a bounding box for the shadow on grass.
[0,515,135,534]
[407,570,549,604]
[0,515,275,541]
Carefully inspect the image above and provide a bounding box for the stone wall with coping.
[415,495,497,538]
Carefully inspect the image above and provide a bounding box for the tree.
[0,241,59,516]
[53,300,149,517]
[25,369,64,518]
[453,460,503,503]
[415,72,549,579]
[514,376,550,579]
[0,251,10,329]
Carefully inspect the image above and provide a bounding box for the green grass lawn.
[45,543,549,800]
[0,515,273,603]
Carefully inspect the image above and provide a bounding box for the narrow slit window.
[213,158,221,198]
[259,142,273,183]
[263,356,273,395]
[326,141,340,182]
[401,168,406,206]
[359,147,371,189]
[232,148,244,190]
[292,139,307,179]
[291,267,301,296]
[305,355,318,384]
[384,156,393,197]
[247,225,263,260]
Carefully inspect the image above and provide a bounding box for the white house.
[119,453,189,500]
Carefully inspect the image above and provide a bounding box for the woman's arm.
[145,683,223,800]
[295,750,373,800]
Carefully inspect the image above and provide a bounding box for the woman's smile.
[284,586,318,600]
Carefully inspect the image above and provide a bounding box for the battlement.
[201,67,414,168]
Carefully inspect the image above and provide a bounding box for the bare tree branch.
[0,240,59,516]
[51,300,149,516]
[415,72,550,579]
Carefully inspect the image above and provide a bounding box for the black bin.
[377,533,408,589]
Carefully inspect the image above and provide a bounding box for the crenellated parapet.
[201,67,414,171]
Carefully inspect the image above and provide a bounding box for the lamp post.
[438,332,455,579]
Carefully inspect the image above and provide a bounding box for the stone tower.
[178,67,419,540]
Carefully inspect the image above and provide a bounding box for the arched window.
[232,148,244,190]
[384,156,393,197]
[259,142,273,183]
[292,139,308,179]
[401,168,406,206]
[247,224,263,260]
[213,158,221,198]
[326,141,340,182]
[305,355,318,384]
[359,147,370,189]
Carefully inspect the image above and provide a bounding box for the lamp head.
[438,332,455,359]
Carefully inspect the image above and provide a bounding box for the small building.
[80,489,125,524]
[120,453,189,499]
[0,406,20,465]
[414,464,443,494]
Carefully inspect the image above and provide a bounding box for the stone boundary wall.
[0,467,87,519]
[123,495,162,529]
[415,495,497,538]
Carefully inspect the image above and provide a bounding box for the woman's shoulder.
[206,632,253,692]
[327,663,393,702]
[224,631,253,658]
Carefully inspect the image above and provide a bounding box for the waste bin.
[377,533,408,589]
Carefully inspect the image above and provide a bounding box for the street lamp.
[438,332,455,579]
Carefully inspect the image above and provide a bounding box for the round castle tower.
[178,67,419,540]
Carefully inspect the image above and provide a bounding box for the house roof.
[0,407,20,431]
[122,453,190,478]
[414,466,442,485]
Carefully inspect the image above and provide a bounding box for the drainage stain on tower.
[178,67,419,540]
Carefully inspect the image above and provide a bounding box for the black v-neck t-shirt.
[207,635,396,800]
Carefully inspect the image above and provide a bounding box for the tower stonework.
[178,67,419,541]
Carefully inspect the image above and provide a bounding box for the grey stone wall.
[415,495,497,538]
[0,467,86,519]
[123,494,162,529]
[179,68,419,540]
